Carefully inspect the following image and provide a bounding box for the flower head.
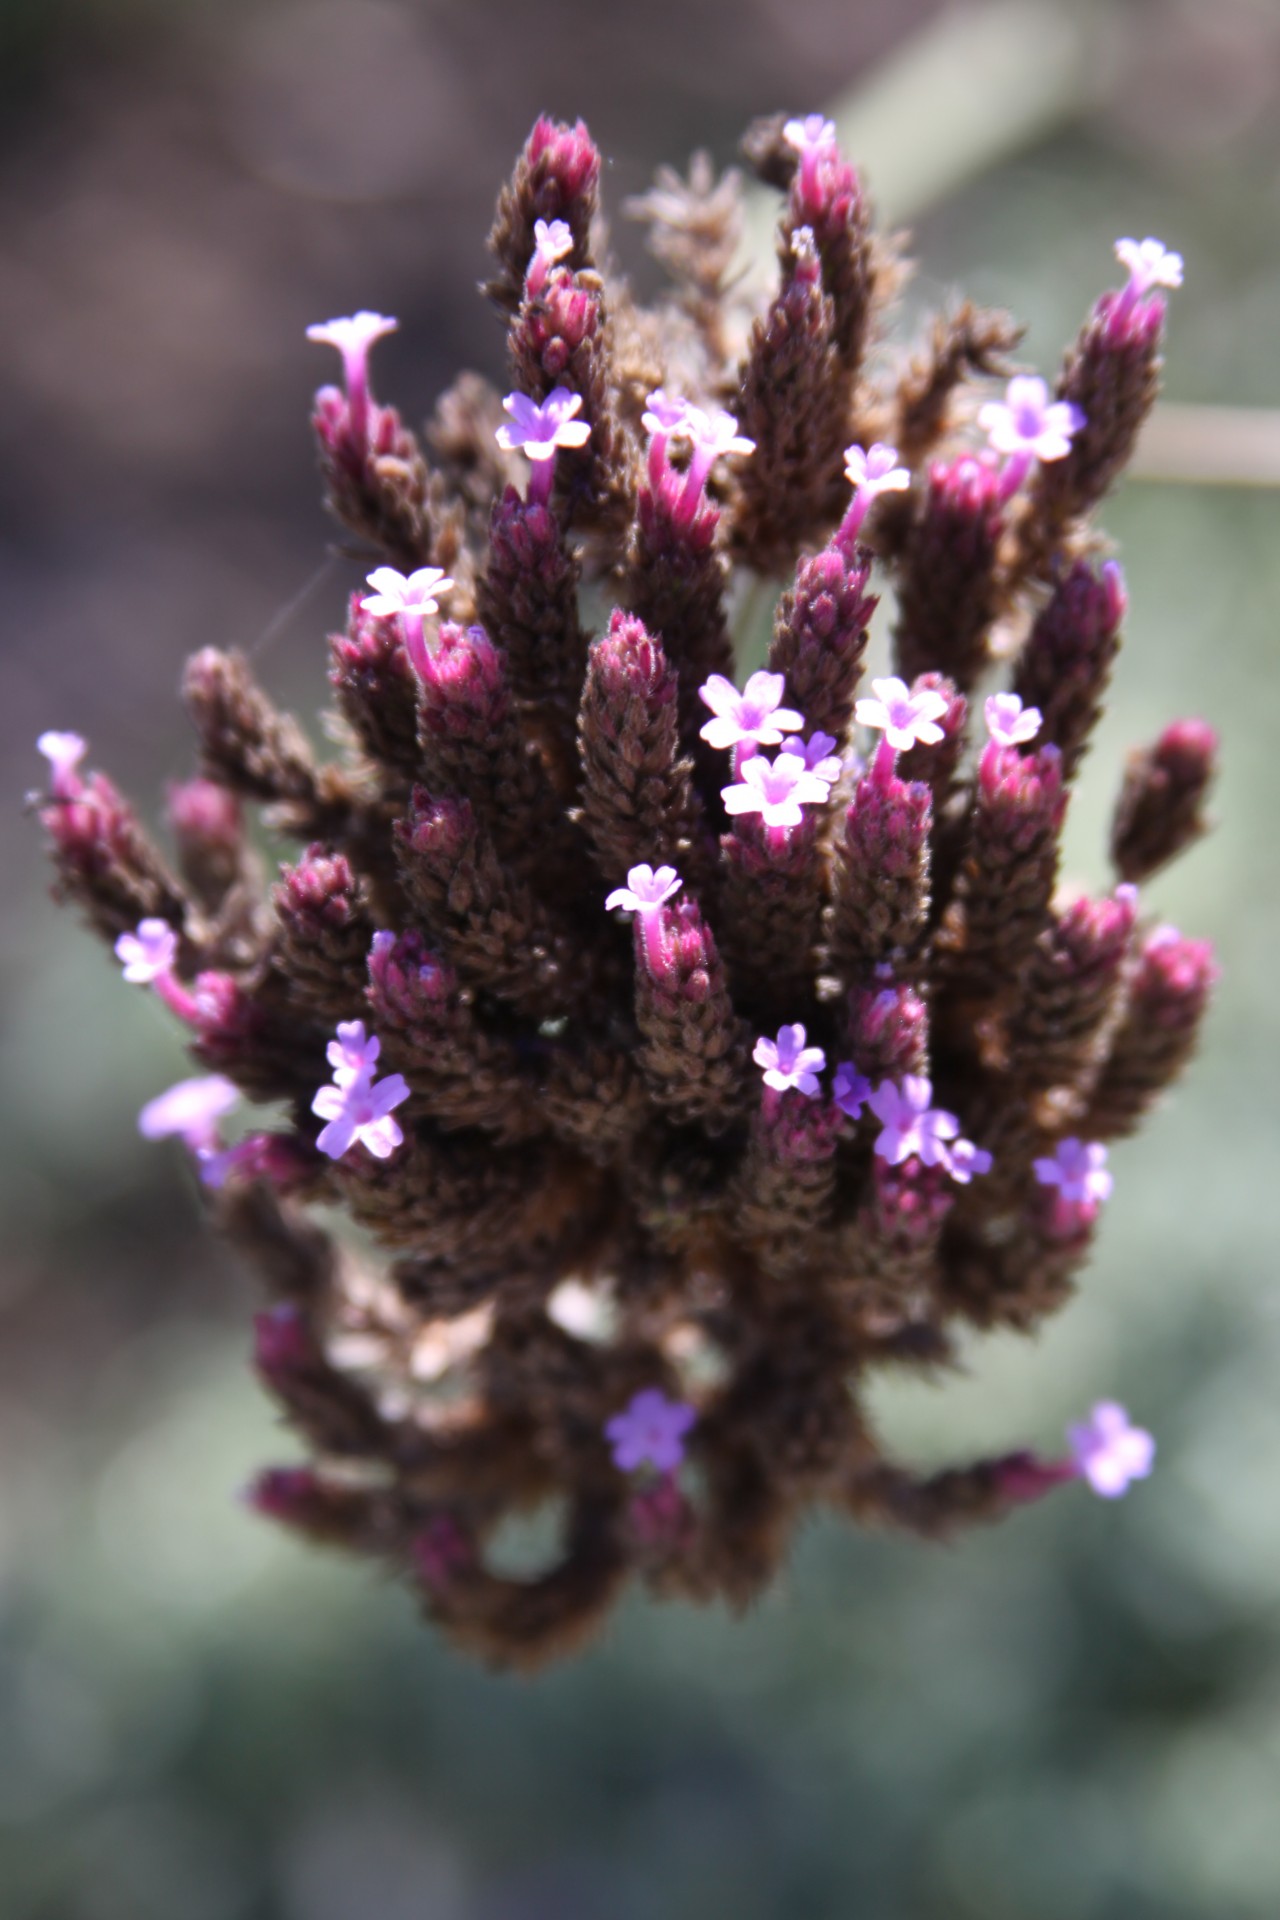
[783,114,838,157]
[945,1138,993,1184]
[37,730,87,798]
[496,387,591,462]
[312,1067,411,1162]
[833,1062,872,1119]
[788,730,844,783]
[721,749,833,829]
[306,311,399,361]
[605,864,682,915]
[868,1076,959,1167]
[754,1023,826,1097]
[327,1018,382,1086]
[844,441,910,497]
[984,691,1042,748]
[605,1388,696,1474]
[1067,1401,1155,1498]
[641,388,694,440]
[699,670,804,752]
[978,375,1084,464]
[137,1074,239,1150]
[855,676,950,752]
[361,566,454,621]
[1033,1136,1112,1206]
[115,917,179,984]
[1115,237,1183,298]
[527,217,574,294]
[684,404,755,465]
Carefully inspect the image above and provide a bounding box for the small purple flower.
[979,375,1084,467]
[37,730,88,799]
[641,388,694,441]
[721,750,834,830]
[782,114,839,201]
[115,917,179,985]
[1033,1136,1112,1206]
[840,441,910,542]
[699,670,804,754]
[495,387,591,503]
[833,1062,872,1119]
[526,217,573,296]
[1115,236,1183,299]
[1067,1401,1155,1498]
[361,566,455,679]
[605,1388,696,1474]
[754,1023,827,1097]
[676,404,755,520]
[605,864,682,915]
[306,311,398,454]
[137,1074,239,1151]
[855,676,950,753]
[788,731,844,784]
[868,1076,959,1168]
[945,1138,993,1184]
[984,692,1042,748]
[312,1066,411,1161]
[327,1018,382,1087]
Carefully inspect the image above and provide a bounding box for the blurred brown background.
[3,2,1280,1915]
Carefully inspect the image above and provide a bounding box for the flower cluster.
[36,114,1213,1669]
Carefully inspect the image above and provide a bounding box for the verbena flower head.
[37,117,1218,1669]
[1068,1401,1156,1498]
[1115,236,1183,298]
[754,1023,826,1096]
[605,1389,697,1473]
[855,676,949,752]
[721,748,833,827]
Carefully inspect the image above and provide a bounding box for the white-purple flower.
[945,1138,993,1184]
[137,1074,239,1151]
[306,311,397,451]
[1033,1136,1112,1206]
[605,864,683,915]
[978,375,1084,465]
[1067,1401,1155,1498]
[788,731,844,784]
[754,1024,827,1098]
[868,1076,959,1167]
[37,730,87,798]
[783,114,838,158]
[984,692,1042,749]
[495,388,591,503]
[327,1019,383,1088]
[605,1388,696,1474]
[312,1068,411,1162]
[361,566,455,678]
[699,671,804,753]
[641,388,694,441]
[833,1062,871,1120]
[526,217,574,295]
[842,442,910,540]
[721,750,833,830]
[854,676,950,753]
[115,918,179,985]
[1115,236,1183,299]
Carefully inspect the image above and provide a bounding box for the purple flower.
[833,1062,872,1119]
[605,1388,696,1473]
[699,670,804,753]
[721,750,833,829]
[789,731,844,784]
[979,375,1084,464]
[782,114,839,201]
[641,388,694,440]
[37,730,87,799]
[945,1138,993,1184]
[841,441,910,541]
[138,1074,239,1151]
[1033,1136,1112,1206]
[306,311,398,453]
[754,1023,827,1097]
[868,1076,959,1168]
[327,1018,382,1087]
[312,1065,411,1161]
[361,566,455,679]
[676,404,754,519]
[526,217,573,296]
[855,676,949,753]
[984,692,1042,748]
[115,917,179,984]
[496,387,591,502]
[1067,1401,1155,1498]
[605,864,682,915]
[1115,236,1183,298]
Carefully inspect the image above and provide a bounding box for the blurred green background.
[3,0,1280,1913]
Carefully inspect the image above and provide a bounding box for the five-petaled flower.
[788,730,844,784]
[978,376,1084,496]
[868,1076,959,1168]
[855,676,949,753]
[137,1074,240,1151]
[327,1019,384,1087]
[115,918,178,984]
[721,749,834,829]
[37,730,87,798]
[495,387,591,504]
[526,217,574,296]
[312,1064,411,1162]
[946,1138,994,1184]
[1067,1401,1155,1498]
[1033,1136,1112,1206]
[1115,236,1183,299]
[984,692,1042,748]
[605,1388,697,1474]
[833,1062,872,1119]
[841,441,911,542]
[306,311,398,454]
[754,1024,827,1097]
[361,566,455,679]
[605,864,683,915]
[699,670,804,757]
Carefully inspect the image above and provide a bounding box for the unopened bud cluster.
[35,117,1213,1666]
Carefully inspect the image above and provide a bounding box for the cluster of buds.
[35,117,1215,1667]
